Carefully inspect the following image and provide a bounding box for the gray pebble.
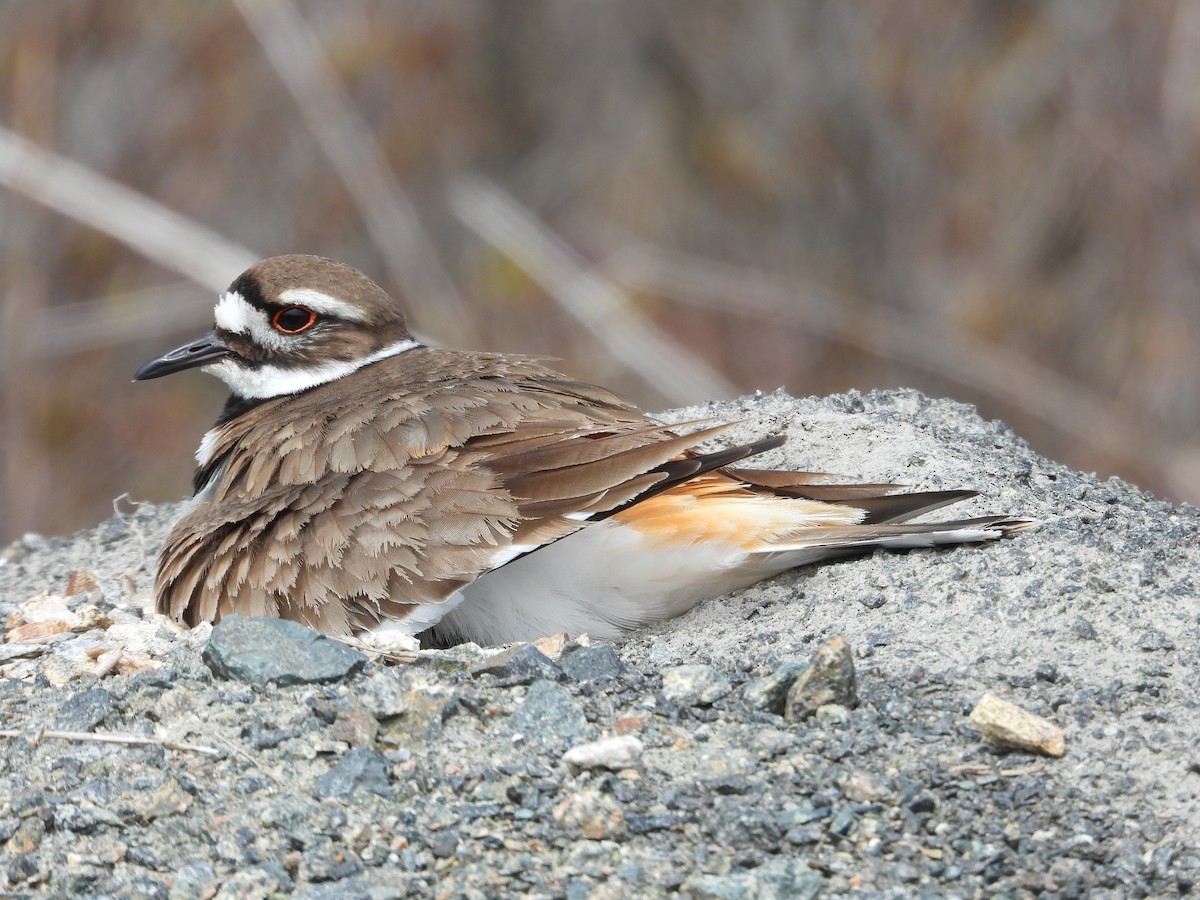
[470,642,562,684]
[508,679,591,750]
[357,670,410,719]
[684,856,824,899]
[428,830,460,859]
[54,686,114,731]
[743,660,808,714]
[785,635,856,720]
[661,664,732,706]
[202,614,366,685]
[559,643,626,683]
[313,747,391,799]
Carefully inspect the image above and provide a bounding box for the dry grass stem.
[0,727,221,757]
[450,176,738,405]
[0,126,256,290]
[233,0,472,343]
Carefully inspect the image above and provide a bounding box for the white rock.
[562,734,644,771]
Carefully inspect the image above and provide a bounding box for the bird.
[134,254,1033,650]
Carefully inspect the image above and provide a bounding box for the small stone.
[814,703,852,726]
[5,620,71,643]
[710,774,752,795]
[743,661,807,714]
[784,635,856,720]
[132,777,192,822]
[613,715,647,735]
[379,686,453,744]
[51,801,125,840]
[327,706,379,747]
[661,664,731,706]
[559,643,626,683]
[1138,629,1174,652]
[533,632,570,659]
[170,860,220,900]
[297,842,365,884]
[65,571,101,596]
[1035,662,1059,683]
[828,805,857,836]
[313,747,391,799]
[3,816,43,855]
[626,812,683,834]
[684,856,824,899]
[969,692,1066,757]
[425,642,489,673]
[562,734,644,771]
[202,615,366,685]
[785,825,823,845]
[551,789,627,840]
[508,680,590,751]
[55,686,115,731]
[840,769,881,802]
[214,865,292,898]
[776,803,828,828]
[0,643,44,662]
[250,727,297,750]
[357,670,409,719]
[427,830,460,859]
[470,643,563,684]
[457,801,503,821]
[903,788,937,814]
[7,853,42,887]
[1070,618,1097,641]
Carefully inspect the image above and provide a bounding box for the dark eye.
[272,306,318,334]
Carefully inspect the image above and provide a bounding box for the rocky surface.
[1,388,1197,898]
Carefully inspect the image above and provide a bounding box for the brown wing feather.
[156,348,739,635]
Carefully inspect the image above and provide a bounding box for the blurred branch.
[449,176,739,405]
[583,217,1171,477]
[233,0,473,343]
[30,283,208,357]
[0,126,256,290]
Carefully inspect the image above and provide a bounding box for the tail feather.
[754,515,1038,570]
[826,489,980,524]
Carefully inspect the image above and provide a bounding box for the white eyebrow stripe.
[278,288,368,321]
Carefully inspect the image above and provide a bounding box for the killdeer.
[135,255,1033,648]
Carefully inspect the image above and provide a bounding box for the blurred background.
[1,1,1198,545]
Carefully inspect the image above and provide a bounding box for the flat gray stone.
[202,614,366,685]
[470,642,562,684]
[54,687,114,732]
[559,643,626,683]
[661,664,732,706]
[312,747,391,799]
[508,680,590,751]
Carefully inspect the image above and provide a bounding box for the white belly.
[427,519,776,646]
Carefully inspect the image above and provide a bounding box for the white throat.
[204,337,419,400]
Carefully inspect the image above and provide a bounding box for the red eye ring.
[272,305,318,334]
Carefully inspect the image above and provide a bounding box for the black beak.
[134,331,233,381]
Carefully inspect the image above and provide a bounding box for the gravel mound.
[1,388,1196,897]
